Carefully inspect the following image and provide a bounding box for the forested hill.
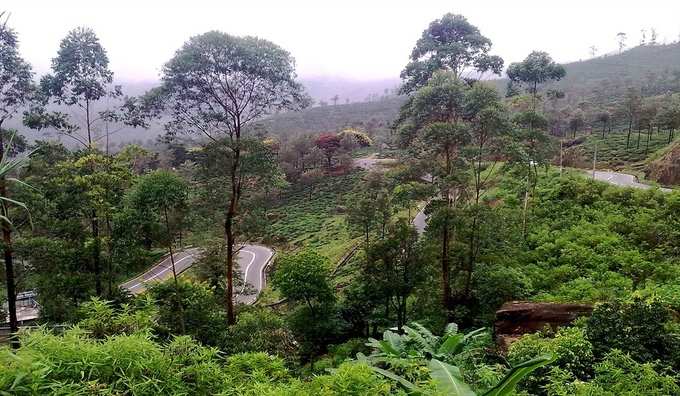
[254,96,405,138]
[500,42,680,100]
[261,43,680,139]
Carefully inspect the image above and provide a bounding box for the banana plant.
[365,322,486,361]
[359,322,555,396]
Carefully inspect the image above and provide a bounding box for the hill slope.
[255,96,405,138]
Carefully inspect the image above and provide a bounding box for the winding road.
[354,155,675,237]
[591,170,672,193]
[121,244,274,304]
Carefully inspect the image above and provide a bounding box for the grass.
[266,169,365,263]
[577,129,678,169]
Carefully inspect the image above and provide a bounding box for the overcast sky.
[4,0,680,82]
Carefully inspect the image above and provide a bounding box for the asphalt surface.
[121,245,274,304]
[354,154,398,170]
[591,170,672,192]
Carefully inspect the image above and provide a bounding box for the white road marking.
[127,255,194,291]
[256,250,273,291]
[238,250,256,294]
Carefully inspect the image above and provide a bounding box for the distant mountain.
[9,43,680,147]
[299,76,401,104]
[113,76,402,104]
[496,43,680,101]
[255,96,405,138]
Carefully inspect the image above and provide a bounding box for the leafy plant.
[359,322,555,395]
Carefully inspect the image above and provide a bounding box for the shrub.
[508,326,594,394]
[223,308,298,359]
[545,350,680,396]
[308,363,391,395]
[77,296,157,338]
[586,298,680,368]
[148,280,228,347]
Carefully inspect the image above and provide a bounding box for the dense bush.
[0,328,391,395]
[222,308,298,359]
[586,298,680,368]
[508,325,595,394]
[148,280,228,347]
[545,350,680,396]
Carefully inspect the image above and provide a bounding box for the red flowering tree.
[315,133,342,168]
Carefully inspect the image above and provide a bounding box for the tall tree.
[128,170,188,332]
[25,27,145,296]
[363,220,426,330]
[149,31,308,324]
[623,88,642,149]
[617,32,627,53]
[506,51,566,113]
[0,12,34,344]
[31,27,119,148]
[395,71,470,315]
[400,13,503,94]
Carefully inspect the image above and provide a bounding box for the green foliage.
[361,322,554,396]
[545,350,680,396]
[148,280,228,347]
[508,326,595,393]
[77,297,157,338]
[400,13,503,93]
[586,298,680,368]
[0,329,230,395]
[507,51,566,99]
[309,363,392,395]
[273,249,335,308]
[0,14,34,126]
[223,308,298,359]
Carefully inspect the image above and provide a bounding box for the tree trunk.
[441,214,451,313]
[91,211,102,296]
[0,130,19,348]
[165,207,185,333]
[225,131,242,326]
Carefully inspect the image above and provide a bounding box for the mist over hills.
[6,42,680,147]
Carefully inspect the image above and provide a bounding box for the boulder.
[646,141,680,186]
[494,301,593,351]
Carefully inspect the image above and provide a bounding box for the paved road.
[591,170,672,192]
[121,245,274,304]
[354,154,397,170]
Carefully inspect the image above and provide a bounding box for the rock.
[494,301,593,351]
[646,141,680,186]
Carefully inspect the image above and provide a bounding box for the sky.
[4,0,680,82]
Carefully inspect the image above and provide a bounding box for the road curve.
[121,244,274,304]
[591,170,672,192]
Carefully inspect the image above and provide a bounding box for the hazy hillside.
[299,76,400,104]
[8,43,680,147]
[254,96,405,138]
[498,43,680,101]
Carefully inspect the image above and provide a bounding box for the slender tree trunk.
[522,184,530,239]
[91,211,101,296]
[626,118,633,148]
[106,216,113,296]
[225,126,242,326]
[646,126,651,154]
[85,99,92,146]
[441,214,451,312]
[0,130,18,349]
[165,206,185,333]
